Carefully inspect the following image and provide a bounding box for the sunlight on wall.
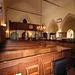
[67,29,74,39]
[6,30,9,33]
[56,30,61,38]
[3,24,6,26]
[5,30,9,38]
[56,31,59,38]
[29,31,32,37]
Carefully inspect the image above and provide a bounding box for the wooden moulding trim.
[26,64,39,69]
[23,59,39,64]
[54,52,61,56]
[0,63,19,69]
[41,55,52,59]
[42,60,52,64]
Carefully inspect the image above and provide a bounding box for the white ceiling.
[0,0,2,3]
[42,0,74,16]
[6,0,74,16]
[6,0,41,14]
[46,0,73,6]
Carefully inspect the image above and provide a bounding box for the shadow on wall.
[61,13,75,31]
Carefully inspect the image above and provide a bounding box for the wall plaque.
[29,25,33,29]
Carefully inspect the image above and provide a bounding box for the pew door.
[41,55,54,75]
[23,58,39,75]
[26,64,39,75]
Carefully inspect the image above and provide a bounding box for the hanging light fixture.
[43,25,46,29]
[3,24,6,26]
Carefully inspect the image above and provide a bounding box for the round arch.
[22,32,29,40]
[10,32,19,40]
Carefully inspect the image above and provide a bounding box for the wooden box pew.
[0,46,55,62]
[0,40,39,47]
[50,41,75,55]
[0,45,44,51]
[0,43,40,47]
[39,40,75,64]
[0,46,71,75]
[39,40,75,54]
[4,40,40,45]
[0,46,71,65]
[0,43,55,51]
[0,41,47,51]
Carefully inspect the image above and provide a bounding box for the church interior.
[0,0,75,75]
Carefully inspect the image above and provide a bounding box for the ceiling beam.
[7,7,42,16]
[43,0,60,7]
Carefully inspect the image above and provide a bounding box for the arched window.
[67,29,74,39]
[10,32,19,40]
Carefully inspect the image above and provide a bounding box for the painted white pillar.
[59,33,62,40]
[47,33,50,40]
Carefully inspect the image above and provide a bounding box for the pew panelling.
[0,49,71,75]
[0,56,40,75]
[41,55,53,75]
[0,40,71,75]
[0,63,19,75]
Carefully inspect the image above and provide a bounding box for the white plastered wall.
[42,0,75,33]
[6,1,42,38]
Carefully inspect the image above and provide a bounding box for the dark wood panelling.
[9,21,42,31]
